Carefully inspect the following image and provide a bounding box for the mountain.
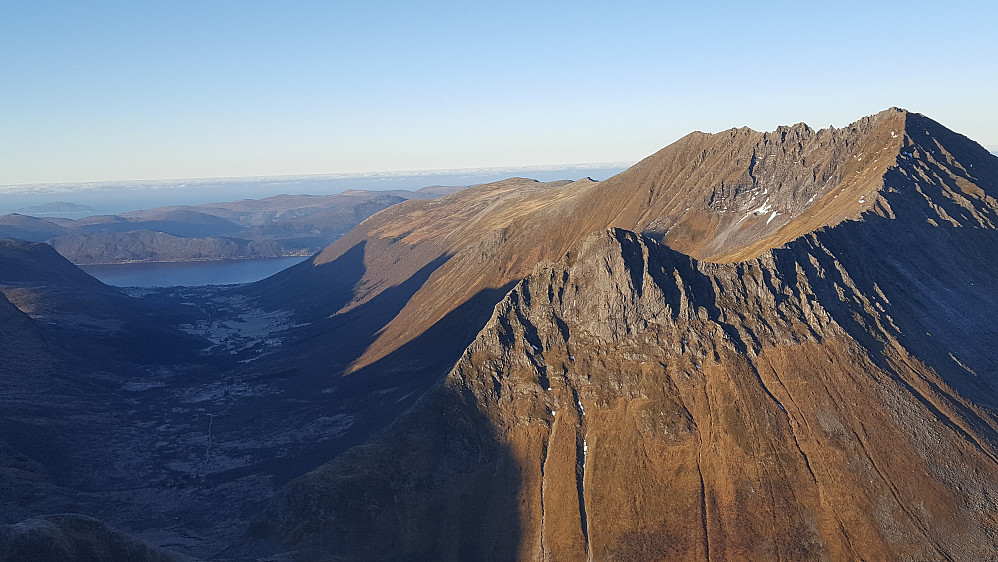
[48,230,284,263]
[0,240,216,557]
[2,188,463,265]
[3,108,997,560]
[0,214,67,241]
[246,109,935,375]
[256,109,998,559]
[0,239,204,364]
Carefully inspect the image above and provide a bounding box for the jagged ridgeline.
[264,109,998,560]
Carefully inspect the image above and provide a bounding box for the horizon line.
[0,161,637,192]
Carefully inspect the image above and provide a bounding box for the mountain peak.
[250,108,998,373]
[577,106,997,262]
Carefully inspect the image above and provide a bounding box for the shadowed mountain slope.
[0,515,188,562]
[0,239,204,365]
[5,108,996,560]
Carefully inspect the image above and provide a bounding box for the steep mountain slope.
[261,110,998,559]
[0,239,203,364]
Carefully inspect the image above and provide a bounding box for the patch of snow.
[576,397,586,416]
[750,198,772,216]
[766,211,779,225]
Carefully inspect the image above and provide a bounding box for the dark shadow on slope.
[238,240,368,322]
[197,283,516,491]
[276,251,452,377]
[905,112,998,187]
[250,380,524,562]
[779,215,998,445]
[0,514,186,562]
[0,239,207,367]
[272,283,514,483]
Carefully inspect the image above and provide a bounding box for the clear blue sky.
[2,0,996,185]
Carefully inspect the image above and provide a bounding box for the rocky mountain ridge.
[252,108,997,375]
[259,108,998,559]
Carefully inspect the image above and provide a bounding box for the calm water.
[80,256,309,287]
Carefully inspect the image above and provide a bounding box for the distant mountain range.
[0,186,465,264]
[2,108,997,560]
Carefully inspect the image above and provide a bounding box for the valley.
[2,108,998,560]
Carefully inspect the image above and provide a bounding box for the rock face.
[273,225,998,560]
[265,109,998,560]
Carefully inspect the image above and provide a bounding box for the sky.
[2,0,997,186]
